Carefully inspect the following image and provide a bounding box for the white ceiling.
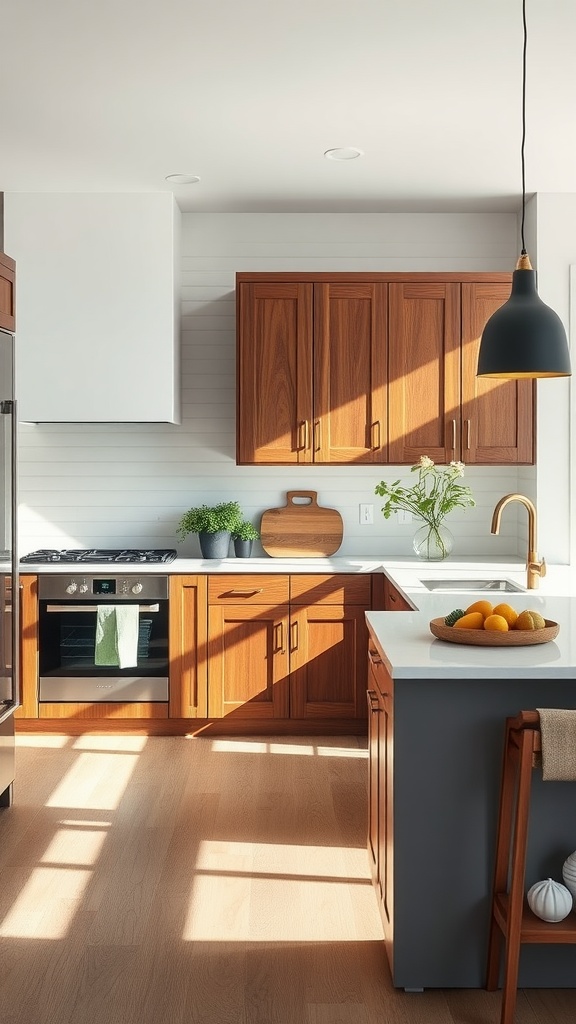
[2,0,575,214]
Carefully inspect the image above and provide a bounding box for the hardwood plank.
[1,733,576,1024]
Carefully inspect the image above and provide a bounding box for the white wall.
[17,210,526,559]
[529,194,574,565]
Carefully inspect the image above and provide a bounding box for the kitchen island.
[366,586,576,991]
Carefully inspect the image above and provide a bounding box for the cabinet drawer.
[208,574,289,605]
[290,574,371,606]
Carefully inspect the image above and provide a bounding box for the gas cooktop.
[20,548,178,564]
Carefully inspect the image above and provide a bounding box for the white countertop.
[366,560,576,680]
[19,551,576,678]
[18,556,386,574]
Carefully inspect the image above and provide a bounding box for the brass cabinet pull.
[290,620,299,652]
[227,589,264,597]
[451,418,457,452]
[465,419,471,451]
[274,622,285,653]
[313,419,321,453]
[371,421,381,450]
[297,420,310,451]
[367,689,382,712]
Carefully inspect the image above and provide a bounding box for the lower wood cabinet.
[207,573,370,722]
[169,575,208,717]
[17,571,372,730]
[367,641,394,965]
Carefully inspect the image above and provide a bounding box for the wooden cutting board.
[260,491,343,557]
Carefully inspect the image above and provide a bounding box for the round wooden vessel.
[429,617,559,647]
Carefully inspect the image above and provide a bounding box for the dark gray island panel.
[390,675,576,989]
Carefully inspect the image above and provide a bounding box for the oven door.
[38,598,169,702]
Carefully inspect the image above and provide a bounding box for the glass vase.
[412,522,454,561]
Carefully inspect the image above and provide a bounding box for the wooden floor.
[1,735,576,1024]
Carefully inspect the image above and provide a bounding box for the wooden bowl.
[429,617,560,647]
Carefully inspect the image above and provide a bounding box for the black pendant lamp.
[477,0,571,379]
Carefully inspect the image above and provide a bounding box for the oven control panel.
[38,575,169,601]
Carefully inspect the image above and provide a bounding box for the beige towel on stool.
[536,709,576,781]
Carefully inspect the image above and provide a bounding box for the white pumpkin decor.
[562,851,576,899]
[527,878,572,923]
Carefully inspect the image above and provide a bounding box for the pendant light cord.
[520,0,527,254]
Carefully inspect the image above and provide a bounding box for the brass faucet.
[490,493,546,590]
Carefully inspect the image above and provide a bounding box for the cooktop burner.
[20,548,178,564]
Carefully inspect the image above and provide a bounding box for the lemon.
[492,603,519,628]
[484,614,509,632]
[465,600,493,620]
[514,610,546,631]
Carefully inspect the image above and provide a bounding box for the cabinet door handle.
[313,419,321,453]
[290,620,299,652]
[274,622,285,654]
[297,420,310,451]
[465,419,471,451]
[451,418,457,452]
[368,647,382,664]
[367,689,382,712]
[227,589,264,597]
[371,421,381,450]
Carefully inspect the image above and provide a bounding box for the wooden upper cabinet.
[388,282,461,464]
[461,283,534,464]
[237,281,313,464]
[236,277,388,465]
[314,283,388,463]
[236,272,533,467]
[0,253,16,333]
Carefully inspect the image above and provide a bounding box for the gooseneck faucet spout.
[490,493,546,590]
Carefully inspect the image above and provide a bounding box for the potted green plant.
[176,501,243,558]
[232,519,259,558]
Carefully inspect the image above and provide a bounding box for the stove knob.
[79,583,89,594]
[66,582,78,595]
[131,582,143,595]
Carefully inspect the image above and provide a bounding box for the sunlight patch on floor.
[41,825,108,866]
[15,734,70,748]
[72,734,148,752]
[182,839,374,942]
[45,751,141,809]
[0,867,92,938]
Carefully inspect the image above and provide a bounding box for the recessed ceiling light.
[324,148,364,161]
[165,174,201,184]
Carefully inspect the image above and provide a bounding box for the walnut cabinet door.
[207,604,290,719]
[461,283,534,464]
[236,279,388,465]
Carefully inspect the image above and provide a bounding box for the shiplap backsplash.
[18,209,529,559]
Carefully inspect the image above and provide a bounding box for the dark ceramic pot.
[198,530,231,558]
[234,538,253,558]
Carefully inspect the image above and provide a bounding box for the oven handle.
[45,603,160,613]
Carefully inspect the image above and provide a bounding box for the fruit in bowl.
[444,601,547,632]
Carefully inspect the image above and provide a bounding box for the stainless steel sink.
[421,578,525,593]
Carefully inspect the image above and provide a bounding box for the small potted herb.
[176,501,243,558]
[232,519,259,558]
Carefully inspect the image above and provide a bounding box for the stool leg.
[487,721,518,990]
[499,728,535,1024]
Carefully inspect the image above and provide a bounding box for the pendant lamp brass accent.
[477,0,571,380]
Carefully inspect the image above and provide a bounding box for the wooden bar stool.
[486,710,576,1024]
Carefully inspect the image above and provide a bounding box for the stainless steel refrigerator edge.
[0,327,18,808]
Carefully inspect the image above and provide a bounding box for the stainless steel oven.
[38,574,169,702]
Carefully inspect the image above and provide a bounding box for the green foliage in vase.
[375,456,475,530]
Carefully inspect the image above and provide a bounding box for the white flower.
[449,460,465,478]
[419,455,434,470]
